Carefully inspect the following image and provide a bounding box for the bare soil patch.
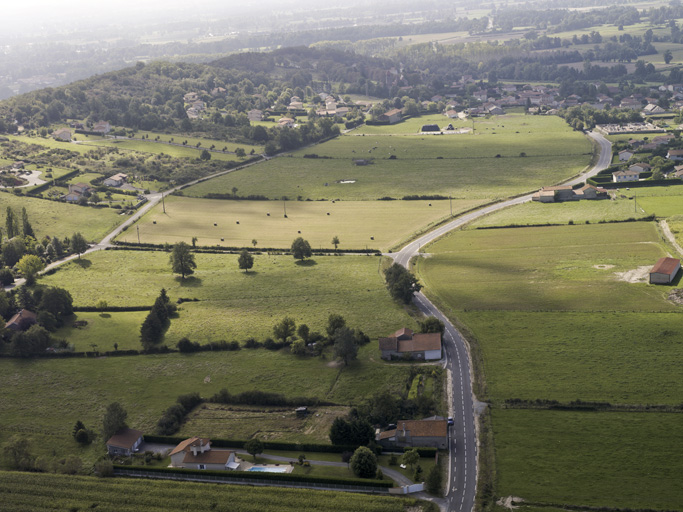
[668,289,683,305]
[615,266,651,283]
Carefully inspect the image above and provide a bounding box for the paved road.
[390,131,612,512]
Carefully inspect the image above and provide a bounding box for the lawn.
[493,409,683,510]
[458,310,683,404]
[0,192,123,241]
[636,190,683,217]
[116,196,484,251]
[417,222,675,313]
[184,114,591,201]
[53,311,149,352]
[468,197,649,228]
[179,403,351,444]
[0,472,415,512]
[40,250,420,344]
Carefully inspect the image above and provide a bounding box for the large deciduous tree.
[273,316,296,344]
[333,326,358,366]
[244,438,263,461]
[169,242,196,279]
[17,254,44,286]
[350,446,377,478]
[238,249,254,273]
[70,232,88,259]
[383,263,421,304]
[291,237,312,260]
[102,402,128,440]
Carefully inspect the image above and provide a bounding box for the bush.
[177,337,200,353]
[349,446,377,478]
[93,459,114,477]
[0,268,14,286]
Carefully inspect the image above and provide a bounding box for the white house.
[612,169,640,183]
[666,149,683,161]
[103,173,128,187]
[53,128,72,141]
[170,437,240,471]
[618,149,634,161]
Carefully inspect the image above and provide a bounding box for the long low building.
[649,257,681,284]
[379,328,442,360]
[377,418,448,449]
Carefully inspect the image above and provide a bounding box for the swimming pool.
[247,466,288,473]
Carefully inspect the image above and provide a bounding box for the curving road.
[391,131,612,511]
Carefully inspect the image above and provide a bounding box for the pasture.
[53,311,148,352]
[40,250,420,344]
[417,222,675,313]
[458,310,683,404]
[0,472,414,512]
[468,197,648,228]
[116,196,483,251]
[493,409,683,510]
[0,192,122,241]
[184,114,592,201]
[84,138,247,162]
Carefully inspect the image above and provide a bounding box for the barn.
[649,257,681,284]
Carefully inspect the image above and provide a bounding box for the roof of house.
[398,333,441,353]
[384,108,402,117]
[629,163,651,170]
[106,427,143,449]
[613,170,640,176]
[182,449,232,465]
[170,437,210,456]
[618,149,633,154]
[541,186,572,191]
[651,257,681,275]
[5,309,37,328]
[73,182,91,189]
[668,149,683,156]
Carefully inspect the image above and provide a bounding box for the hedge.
[113,465,393,488]
[27,169,80,195]
[143,435,360,454]
[73,306,152,312]
[588,177,683,189]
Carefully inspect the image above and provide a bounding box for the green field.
[84,138,246,162]
[418,222,674,312]
[40,250,419,345]
[116,196,483,251]
[669,215,683,248]
[0,191,122,241]
[469,197,649,228]
[53,311,149,351]
[458,310,683,404]
[493,409,683,510]
[0,346,409,464]
[0,472,415,512]
[184,115,592,201]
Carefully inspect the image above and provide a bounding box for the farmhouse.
[628,163,651,173]
[642,103,667,115]
[106,427,143,456]
[170,437,240,471]
[103,173,128,187]
[649,257,681,284]
[379,328,442,361]
[532,184,608,202]
[93,121,111,134]
[376,418,448,449]
[52,128,72,141]
[4,309,37,331]
[379,108,402,124]
[612,169,640,183]
[63,182,93,202]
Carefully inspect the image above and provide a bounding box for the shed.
[421,124,441,132]
[106,427,143,456]
[649,257,681,284]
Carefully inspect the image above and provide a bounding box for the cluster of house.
[184,92,206,119]
[52,121,111,142]
[532,183,608,203]
[614,132,683,182]
[106,429,241,471]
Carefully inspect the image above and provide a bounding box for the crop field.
[179,403,351,443]
[184,115,592,201]
[458,310,683,404]
[493,409,683,510]
[0,192,122,241]
[468,197,650,228]
[39,250,419,344]
[116,196,483,251]
[417,222,674,312]
[0,472,414,512]
[0,345,409,462]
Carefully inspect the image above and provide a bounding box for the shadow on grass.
[176,276,202,287]
[295,259,317,267]
[241,271,260,276]
[99,313,111,319]
[72,258,92,269]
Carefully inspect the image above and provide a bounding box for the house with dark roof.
[649,257,681,284]
[106,427,143,456]
[5,309,37,331]
[170,437,240,471]
[379,328,442,361]
[376,418,448,449]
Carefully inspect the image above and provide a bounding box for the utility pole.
[162,193,166,214]
[450,196,453,216]
[283,198,287,218]
[137,225,140,244]
[634,190,637,213]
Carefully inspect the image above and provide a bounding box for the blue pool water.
[247,466,288,473]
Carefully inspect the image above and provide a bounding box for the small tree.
[350,446,377,478]
[102,402,128,440]
[291,237,312,260]
[244,438,264,461]
[251,239,258,248]
[191,236,198,248]
[273,316,296,344]
[419,316,445,335]
[200,149,211,161]
[402,448,420,471]
[332,235,340,251]
[16,254,44,286]
[383,263,421,304]
[169,241,196,279]
[2,435,34,470]
[238,249,254,273]
[70,232,88,259]
[426,464,443,495]
[297,323,310,343]
[291,339,306,355]
[326,314,346,337]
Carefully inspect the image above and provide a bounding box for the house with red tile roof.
[379,328,442,361]
[376,418,448,449]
